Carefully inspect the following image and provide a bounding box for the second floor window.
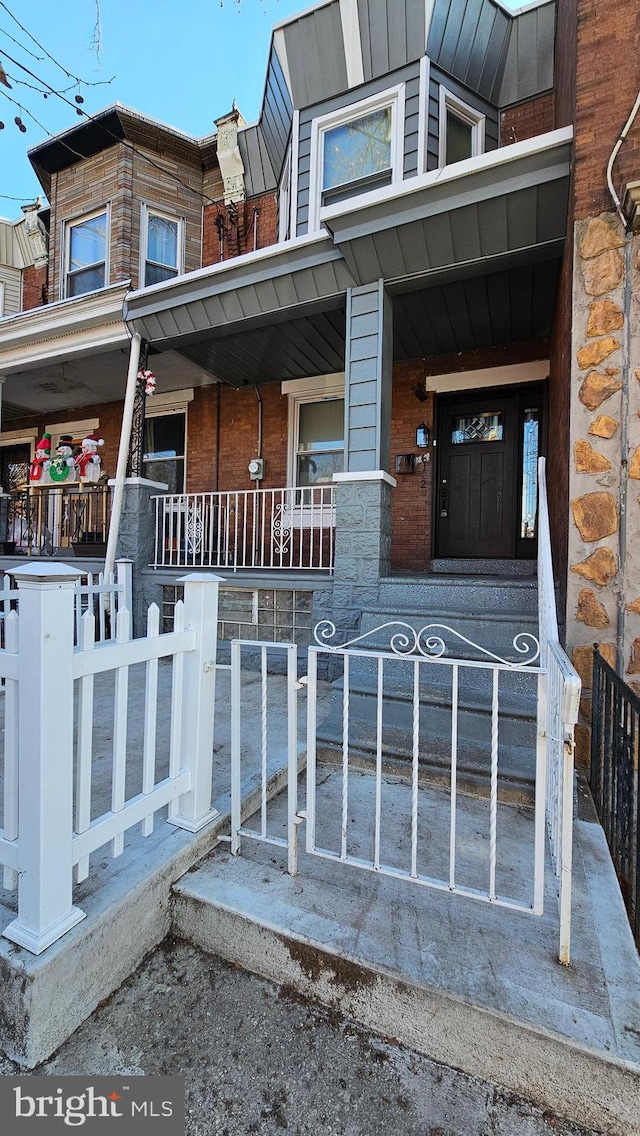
[65,209,108,297]
[438,90,485,168]
[143,208,182,286]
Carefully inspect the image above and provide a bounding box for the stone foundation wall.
[567,213,640,764]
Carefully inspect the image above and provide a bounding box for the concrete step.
[171,774,640,1136]
[376,575,538,617]
[431,558,537,576]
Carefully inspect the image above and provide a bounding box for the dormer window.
[142,206,183,286]
[64,208,108,298]
[310,87,404,231]
[438,90,485,167]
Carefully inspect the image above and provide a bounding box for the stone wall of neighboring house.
[500,93,554,147]
[567,215,640,765]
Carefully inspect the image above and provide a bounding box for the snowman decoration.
[49,434,77,483]
[74,432,105,483]
[29,433,52,485]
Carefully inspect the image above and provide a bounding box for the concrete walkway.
[0,940,602,1136]
[173,768,640,1136]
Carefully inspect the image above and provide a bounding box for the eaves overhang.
[123,234,357,349]
[322,127,573,290]
[0,282,131,375]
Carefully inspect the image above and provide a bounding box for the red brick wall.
[7,398,123,479]
[500,93,555,147]
[202,191,279,266]
[391,362,434,572]
[553,0,577,131]
[186,382,287,493]
[21,265,48,310]
[573,0,640,219]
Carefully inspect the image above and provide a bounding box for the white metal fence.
[537,458,581,963]
[228,459,581,963]
[0,563,221,955]
[152,486,336,572]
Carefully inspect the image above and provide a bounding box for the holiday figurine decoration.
[29,433,52,484]
[75,432,105,483]
[49,434,77,483]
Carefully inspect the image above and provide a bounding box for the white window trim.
[140,204,185,288]
[143,396,189,491]
[278,147,292,243]
[62,205,110,300]
[0,281,4,318]
[438,88,485,168]
[283,372,345,488]
[46,417,99,440]
[417,54,430,175]
[308,85,405,234]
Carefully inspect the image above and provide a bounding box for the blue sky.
[0,0,304,214]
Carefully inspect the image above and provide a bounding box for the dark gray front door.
[435,392,519,559]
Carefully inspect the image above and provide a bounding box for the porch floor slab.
[173,770,640,1136]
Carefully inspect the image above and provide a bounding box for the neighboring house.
[0,0,637,751]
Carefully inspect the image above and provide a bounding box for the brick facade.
[573,0,640,219]
[500,93,554,147]
[202,190,279,267]
[48,140,205,299]
[21,265,48,310]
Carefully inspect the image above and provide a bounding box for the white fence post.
[168,572,224,832]
[116,558,133,621]
[3,562,86,955]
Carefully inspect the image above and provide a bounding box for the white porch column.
[104,333,142,583]
[2,563,86,954]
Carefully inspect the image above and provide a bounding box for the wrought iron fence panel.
[591,648,640,948]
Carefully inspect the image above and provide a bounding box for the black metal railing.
[2,484,111,557]
[591,646,640,948]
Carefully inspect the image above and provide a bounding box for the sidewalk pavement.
[0,939,601,1136]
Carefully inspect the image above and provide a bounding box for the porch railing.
[590,648,640,950]
[2,484,111,557]
[537,457,581,963]
[152,486,336,572]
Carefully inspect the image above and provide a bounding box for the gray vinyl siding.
[356,0,427,81]
[428,0,512,104]
[238,125,277,196]
[499,3,556,106]
[261,45,294,182]
[427,65,499,172]
[345,281,391,471]
[295,61,421,235]
[282,1,348,110]
[0,265,22,315]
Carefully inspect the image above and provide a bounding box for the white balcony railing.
[152,486,336,572]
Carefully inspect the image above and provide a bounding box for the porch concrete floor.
[173,768,640,1135]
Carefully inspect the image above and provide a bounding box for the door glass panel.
[451,412,503,444]
[521,408,540,539]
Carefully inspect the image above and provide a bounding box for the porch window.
[309,88,404,230]
[142,207,183,286]
[143,412,185,493]
[296,398,345,487]
[64,208,108,297]
[438,89,485,168]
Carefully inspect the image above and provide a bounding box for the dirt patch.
[281,937,378,992]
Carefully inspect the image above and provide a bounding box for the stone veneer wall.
[567,214,640,765]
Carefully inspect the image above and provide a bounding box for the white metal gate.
[228,616,580,963]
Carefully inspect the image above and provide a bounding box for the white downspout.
[104,332,142,583]
[606,91,640,226]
